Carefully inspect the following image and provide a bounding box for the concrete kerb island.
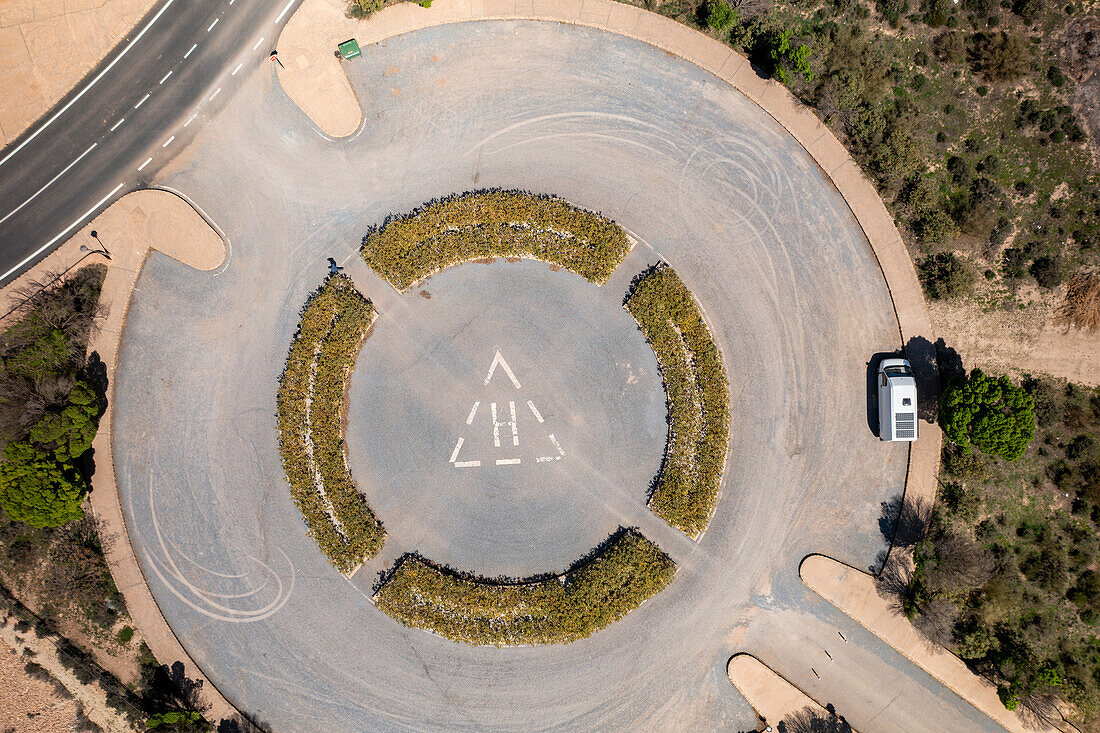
[0,189,237,722]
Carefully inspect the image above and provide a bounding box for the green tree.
[918,252,972,299]
[968,32,1031,82]
[28,381,99,461]
[0,441,85,527]
[940,370,1036,460]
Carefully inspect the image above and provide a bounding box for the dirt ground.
[0,635,90,733]
[929,279,1100,386]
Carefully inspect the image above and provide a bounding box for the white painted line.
[454,461,481,468]
[0,182,124,282]
[484,350,521,389]
[535,456,561,463]
[274,0,296,23]
[252,36,265,50]
[229,0,235,4]
[183,113,198,127]
[137,157,153,171]
[232,63,244,76]
[209,87,221,101]
[184,43,198,58]
[496,458,521,466]
[207,17,219,31]
[549,434,565,457]
[159,70,173,84]
[465,401,480,425]
[109,118,125,132]
[161,136,175,148]
[134,93,150,109]
[527,401,544,423]
[509,401,518,446]
[491,402,500,448]
[0,0,177,170]
[448,438,464,464]
[0,143,97,226]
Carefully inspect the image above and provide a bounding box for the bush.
[626,267,730,537]
[345,0,382,19]
[276,275,385,573]
[373,529,675,645]
[1011,0,1041,22]
[968,31,1031,82]
[940,369,1036,460]
[360,190,631,292]
[918,252,973,300]
[701,0,736,31]
[1030,254,1065,289]
[118,625,134,644]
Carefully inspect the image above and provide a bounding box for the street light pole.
[80,230,112,260]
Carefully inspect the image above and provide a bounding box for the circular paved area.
[347,260,667,578]
[111,20,997,733]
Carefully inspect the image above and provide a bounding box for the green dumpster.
[338,38,362,60]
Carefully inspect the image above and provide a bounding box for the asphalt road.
[110,20,1002,733]
[0,0,301,285]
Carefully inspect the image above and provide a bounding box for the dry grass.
[1057,272,1100,331]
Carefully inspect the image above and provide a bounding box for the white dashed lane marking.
[207,17,219,31]
[109,118,125,131]
[134,93,150,109]
[137,157,152,171]
[252,36,265,50]
[161,136,175,148]
[185,43,198,58]
[159,70,173,84]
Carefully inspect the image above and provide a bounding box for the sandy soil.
[0,636,88,733]
[929,279,1100,386]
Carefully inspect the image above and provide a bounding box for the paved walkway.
[800,554,1067,733]
[0,0,158,148]
[0,189,235,723]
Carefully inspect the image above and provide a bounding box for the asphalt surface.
[110,21,1002,733]
[0,0,301,285]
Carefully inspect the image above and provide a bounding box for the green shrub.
[28,381,99,462]
[276,275,385,573]
[360,190,631,292]
[1030,254,1065,289]
[0,440,85,528]
[918,252,973,299]
[118,625,134,644]
[373,529,675,645]
[346,0,382,19]
[626,266,730,537]
[940,369,1036,460]
[701,0,736,31]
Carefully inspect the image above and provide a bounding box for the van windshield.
[884,365,912,377]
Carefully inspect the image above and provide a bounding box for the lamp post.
[80,230,112,260]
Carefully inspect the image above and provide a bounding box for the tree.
[940,369,1036,460]
[780,705,853,733]
[0,440,85,527]
[968,32,1031,82]
[28,380,99,461]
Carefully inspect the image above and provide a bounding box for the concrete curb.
[0,189,238,723]
[275,0,942,522]
[726,653,851,731]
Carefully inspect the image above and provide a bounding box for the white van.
[878,358,918,442]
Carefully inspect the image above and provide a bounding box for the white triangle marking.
[484,350,521,389]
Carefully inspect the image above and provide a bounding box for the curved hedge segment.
[626,266,730,538]
[360,190,632,291]
[373,529,675,646]
[276,274,385,574]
